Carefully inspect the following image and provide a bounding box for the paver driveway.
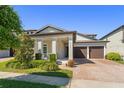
[70,59,124,88]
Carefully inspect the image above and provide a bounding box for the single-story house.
[25,25,107,60]
[100,25,124,59]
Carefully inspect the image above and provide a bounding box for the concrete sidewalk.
[70,79,124,88]
[0,57,14,62]
[0,72,70,86]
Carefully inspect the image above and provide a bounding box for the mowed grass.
[0,61,72,78]
[0,79,59,88]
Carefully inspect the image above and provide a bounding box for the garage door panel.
[89,46,104,58]
[73,47,87,58]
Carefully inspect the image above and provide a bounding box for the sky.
[13,5,124,39]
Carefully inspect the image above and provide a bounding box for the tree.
[15,34,34,64]
[0,5,22,49]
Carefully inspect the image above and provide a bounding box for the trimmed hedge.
[6,61,32,69]
[6,59,49,69]
[30,60,49,68]
[35,53,42,60]
[106,52,122,61]
[49,54,57,62]
[40,62,59,71]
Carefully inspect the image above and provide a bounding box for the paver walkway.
[0,71,70,86]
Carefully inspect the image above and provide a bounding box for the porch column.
[68,37,73,60]
[37,39,43,54]
[104,45,106,59]
[34,39,38,53]
[52,39,57,54]
[87,46,89,59]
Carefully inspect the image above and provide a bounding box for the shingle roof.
[24,24,98,40]
[36,24,70,34]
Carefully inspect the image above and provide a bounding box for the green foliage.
[6,61,32,69]
[30,60,49,68]
[40,62,59,71]
[0,5,22,49]
[0,60,72,78]
[35,53,42,60]
[49,54,57,62]
[6,60,17,68]
[15,34,34,65]
[106,52,122,61]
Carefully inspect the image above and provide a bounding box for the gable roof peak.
[36,24,71,34]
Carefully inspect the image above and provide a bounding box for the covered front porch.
[32,33,74,60]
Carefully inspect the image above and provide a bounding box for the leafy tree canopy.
[15,34,34,64]
[0,5,22,49]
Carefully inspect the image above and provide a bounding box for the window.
[43,44,47,54]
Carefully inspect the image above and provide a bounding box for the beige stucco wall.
[103,30,124,57]
[42,39,65,59]
[0,50,10,58]
[56,39,66,59]
[31,34,72,59]
[76,34,92,41]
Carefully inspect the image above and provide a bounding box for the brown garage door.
[89,46,104,59]
[73,47,87,58]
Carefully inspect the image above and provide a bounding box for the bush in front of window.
[49,54,57,62]
[35,53,42,60]
[40,62,59,71]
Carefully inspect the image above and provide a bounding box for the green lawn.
[0,61,72,78]
[0,79,59,88]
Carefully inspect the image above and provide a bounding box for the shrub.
[30,60,49,68]
[13,62,22,69]
[6,61,17,68]
[49,54,57,62]
[15,34,34,64]
[19,63,32,69]
[40,62,59,71]
[6,60,32,69]
[106,52,122,61]
[35,53,42,60]
[67,60,75,67]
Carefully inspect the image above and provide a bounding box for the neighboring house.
[0,50,10,58]
[100,25,124,59]
[27,25,107,60]
[0,48,14,58]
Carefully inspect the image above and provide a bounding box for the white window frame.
[43,43,48,58]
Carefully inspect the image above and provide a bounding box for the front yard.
[0,60,72,78]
